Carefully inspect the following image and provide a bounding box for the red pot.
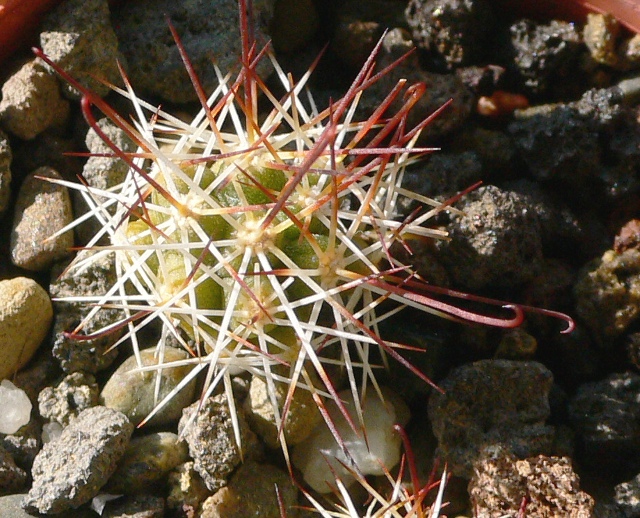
[494,0,640,34]
[0,0,64,65]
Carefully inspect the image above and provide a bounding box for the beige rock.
[167,461,211,514]
[0,277,52,380]
[575,248,640,344]
[583,13,620,67]
[200,461,297,518]
[244,373,322,448]
[469,449,595,517]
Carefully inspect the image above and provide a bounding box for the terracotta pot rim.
[494,0,640,34]
[0,0,63,66]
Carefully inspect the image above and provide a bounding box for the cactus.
[37,3,575,513]
[39,13,446,432]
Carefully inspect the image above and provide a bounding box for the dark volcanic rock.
[429,359,555,477]
[434,184,543,290]
[569,371,640,476]
[405,0,495,70]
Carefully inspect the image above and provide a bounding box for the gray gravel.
[40,0,122,99]
[0,59,70,140]
[22,406,133,515]
[178,394,261,492]
[38,372,100,426]
[569,371,640,475]
[10,167,73,271]
[406,0,495,69]
[113,0,273,103]
[357,28,474,141]
[0,445,28,495]
[49,249,122,374]
[434,184,543,290]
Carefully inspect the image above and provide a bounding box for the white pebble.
[41,421,64,443]
[91,493,123,515]
[0,379,32,434]
[291,388,409,493]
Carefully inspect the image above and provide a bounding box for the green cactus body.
[119,144,398,369]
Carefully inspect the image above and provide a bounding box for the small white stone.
[41,421,64,443]
[291,388,409,493]
[90,493,122,515]
[0,380,32,434]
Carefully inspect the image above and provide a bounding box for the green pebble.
[100,347,197,426]
[106,432,189,494]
